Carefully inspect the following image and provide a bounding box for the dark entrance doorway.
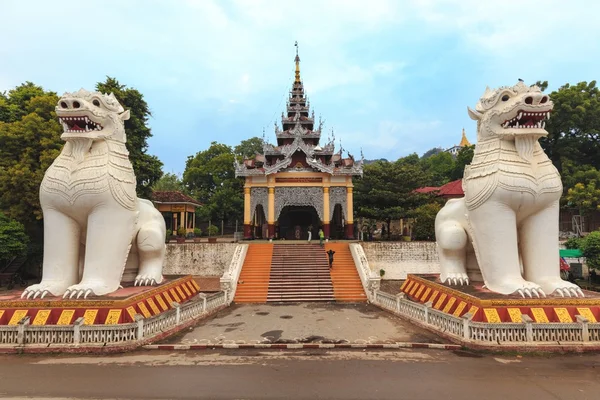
[253,205,267,239]
[331,204,345,240]
[277,206,320,240]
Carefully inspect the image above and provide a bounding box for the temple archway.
[277,206,320,240]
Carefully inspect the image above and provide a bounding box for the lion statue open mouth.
[435,81,583,298]
[22,89,166,299]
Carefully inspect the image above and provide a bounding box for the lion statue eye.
[93,99,101,107]
[501,94,510,102]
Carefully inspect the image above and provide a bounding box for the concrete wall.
[164,243,237,277]
[164,241,441,280]
[361,241,439,279]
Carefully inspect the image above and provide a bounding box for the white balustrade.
[371,289,600,346]
[0,290,227,347]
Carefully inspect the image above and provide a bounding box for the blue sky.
[1,0,599,174]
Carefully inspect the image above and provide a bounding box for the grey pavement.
[167,302,446,345]
[1,350,600,399]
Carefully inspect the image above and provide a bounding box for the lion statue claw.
[435,82,584,298]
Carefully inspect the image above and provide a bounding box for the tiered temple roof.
[235,46,363,177]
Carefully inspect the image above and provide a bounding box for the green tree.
[152,172,186,193]
[96,77,163,199]
[561,161,600,195]
[183,142,242,224]
[234,136,264,160]
[539,81,600,173]
[0,84,62,228]
[450,145,475,180]
[410,202,442,241]
[581,231,600,270]
[420,151,455,186]
[0,212,29,263]
[566,181,600,217]
[354,156,431,236]
[0,81,46,123]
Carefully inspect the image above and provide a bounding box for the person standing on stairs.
[307,224,313,243]
[327,249,335,268]
[318,228,324,247]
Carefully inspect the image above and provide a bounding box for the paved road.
[1,349,599,399]
[168,303,444,345]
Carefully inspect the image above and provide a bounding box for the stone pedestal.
[1,276,199,326]
[402,274,600,323]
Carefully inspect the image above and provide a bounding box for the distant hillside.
[363,158,389,165]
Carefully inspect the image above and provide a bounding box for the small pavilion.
[235,44,363,240]
[152,191,202,234]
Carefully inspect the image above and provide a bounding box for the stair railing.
[220,244,249,304]
[349,243,380,301]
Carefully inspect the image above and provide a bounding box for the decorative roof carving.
[234,43,364,178]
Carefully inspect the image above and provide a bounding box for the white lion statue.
[22,89,166,299]
[435,81,583,298]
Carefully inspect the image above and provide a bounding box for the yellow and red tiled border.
[401,275,600,324]
[0,276,200,326]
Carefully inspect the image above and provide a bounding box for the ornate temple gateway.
[235,46,363,240]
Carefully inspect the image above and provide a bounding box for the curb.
[142,342,460,350]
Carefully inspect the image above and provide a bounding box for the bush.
[207,225,219,236]
[411,202,441,241]
[565,236,584,249]
[193,227,202,237]
[581,231,600,270]
[176,227,186,237]
[0,213,29,263]
[166,229,172,242]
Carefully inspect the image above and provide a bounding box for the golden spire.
[294,41,301,83]
[459,128,471,147]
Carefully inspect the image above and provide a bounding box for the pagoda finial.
[294,41,301,83]
[459,127,471,147]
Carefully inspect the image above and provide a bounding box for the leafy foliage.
[0,83,62,227]
[540,81,600,173]
[354,157,431,236]
[152,172,186,192]
[450,145,475,180]
[564,236,584,250]
[410,202,442,241]
[0,212,29,262]
[183,142,242,224]
[566,181,600,216]
[96,77,163,198]
[581,231,600,270]
[207,224,219,236]
[234,137,264,160]
[420,151,455,186]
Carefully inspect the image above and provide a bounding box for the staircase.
[325,243,368,302]
[233,244,274,303]
[267,244,335,302]
[233,243,367,303]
